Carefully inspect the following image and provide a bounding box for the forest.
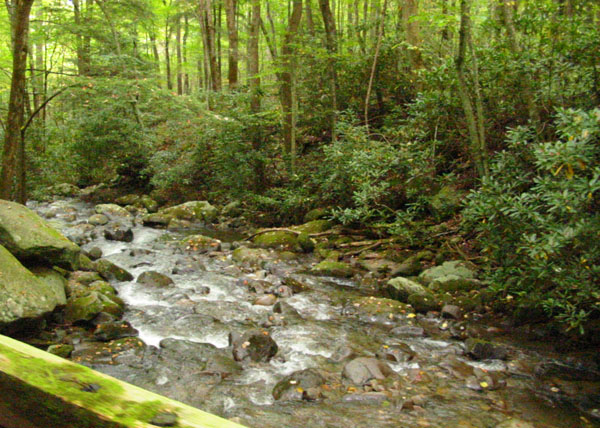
[0,0,599,424]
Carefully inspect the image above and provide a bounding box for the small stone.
[442,304,462,320]
[254,294,277,306]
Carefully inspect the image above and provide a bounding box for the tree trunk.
[318,0,338,141]
[150,32,161,87]
[224,0,239,89]
[402,0,423,91]
[198,0,221,91]
[248,0,264,190]
[280,0,303,158]
[1,0,35,203]
[183,14,190,94]
[365,0,387,132]
[176,14,183,95]
[165,21,173,90]
[456,0,488,178]
[305,0,315,35]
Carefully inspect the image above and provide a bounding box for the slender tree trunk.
[176,14,183,95]
[365,0,387,132]
[500,0,540,123]
[305,0,315,35]
[183,14,190,94]
[319,0,338,141]
[165,21,173,90]
[224,0,239,89]
[95,0,121,56]
[456,0,488,177]
[1,0,35,203]
[150,33,162,87]
[402,0,423,91]
[249,0,264,190]
[280,0,303,158]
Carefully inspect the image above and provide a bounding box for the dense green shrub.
[464,108,600,332]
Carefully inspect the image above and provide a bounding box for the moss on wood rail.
[0,334,246,428]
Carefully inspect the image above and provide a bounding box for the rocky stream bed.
[13,195,600,428]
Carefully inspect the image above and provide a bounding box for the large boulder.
[429,186,466,220]
[0,245,66,325]
[253,231,298,249]
[342,357,396,386]
[64,291,124,322]
[231,330,278,363]
[93,259,134,282]
[137,271,174,287]
[272,369,325,401]
[161,201,218,223]
[30,267,67,306]
[310,260,354,278]
[180,235,221,253]
[386,277,429,302]
[231,247,269,265]
[0,200,80,269]
[419,260,476,285]
[94,204,132,219]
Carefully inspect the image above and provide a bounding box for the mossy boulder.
[137,271,174,288]
[78,253,95,271]
[310,260,354,278]
[297,233,315,252]
[179,235,221,252]
[142,213,171,227]
[272,369,325,401]
[232,247,269,265]
[0,246,67,325]
[253,231,298,249]
[115,194,141,206]
[47,344,74,359]
[69,271,103,286]
[465,338,509,360]
[49,183,80,197]
[30,267,67,307]
[303,208,329,223]
[88,214,109,226]
[93,259,134,282]
[386,277,429,302]
[419,261,476,286]
[161,201,218,223]
[350,296,414,317]
[64,292,124,322]
[429,275,484,293]
[94,204,132,219]
[408,292,442,313]
[140,195,159,213]
[390,255,423,277]
[0,200,80,270]
[294,220,332,234]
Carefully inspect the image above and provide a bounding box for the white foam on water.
[286,294,337,320]
[466,359,508,372]
[118,285,172,308]
[137,328,168,348]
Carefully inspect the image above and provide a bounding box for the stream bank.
[12,192,600,428]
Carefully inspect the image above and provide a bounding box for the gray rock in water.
[94,321,139,342]
[465,338,508,361]
[88,214,109,226]
[104,223,134,242]
[342,357,395,386]
[272,368,325,401]
[376,343,415,363]
[390,325,426,338]
[386,277,429,302]
[137,271,174,287]
[442,304,462,320]
[87,247,103,261]
[94,259,134,282]
[254,294,277,306]
[232,330,278,363]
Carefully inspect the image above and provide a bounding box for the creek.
[29,198,600,428]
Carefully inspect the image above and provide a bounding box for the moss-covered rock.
[69,271,103,286]
[78,254,96,271]
[93,259,134,282]
[310,260,354,278]
[408,292,442,313]
[137,271,174,288]
[297,233,315,252]
[30,267,67,307]
[0,246,67,325]
[115,194,141,206]
[231,247,269,265]
[64,292,124,322]
[429,275,484,293]
[140,195,159,213]
[142,213,171,227]
[419,260,476,285]
[88,214,109,226]
[253,231,298,249]
[94,204,132,219]
[304,208,329,223]
[350,296,414,317]
[0,200,80,270]
[46,344,74,359]
[162,201,218,223]
[386,277,429,302]
[294,220,332,234]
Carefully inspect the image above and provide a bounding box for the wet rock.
[330,345,356,363]
[137,271,174,287]
[66,223,96,246]
[342,392,390,404]
[222,201,242,217]
[231,247,269,265]
[408,293,441,313]
[429,276,484,293]
[272,369,326,401]
[272,301,302,321]
[78,253,95,271]
[390,255,423,277]
[0,200,81,270]
[261,313,287,327]
[142,213,170,228]
[47,344,74,358]
[180,235,222,253]
[386,277,429,302]
[115,194,141,206]
[103,223,134,242]
[534,361,600,382]
[162,201,218,223]
[94,203,132,219]
[342,357,396,386]
[140,195,159,213]
[442,304,462,320]
[88,214,109,226]
[94,259,134,282]
[297,233,315,252]
[94,321,139,342]
[310,260,354,278]
[254,294,277,306]
[465,338,508,361]
[273,285,294,298]
[419,260,476,286]
[30,267,68,306]
[376,343,415,363]
[87,247,103,260]
[358,258,399,275]
[390,325,426,338]
[282,276,311,293]
[167,218,192,230]
[232,330,278,363]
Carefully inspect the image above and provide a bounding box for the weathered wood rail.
[0,334,247,428]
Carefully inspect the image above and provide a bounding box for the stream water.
[30,199,600,428]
